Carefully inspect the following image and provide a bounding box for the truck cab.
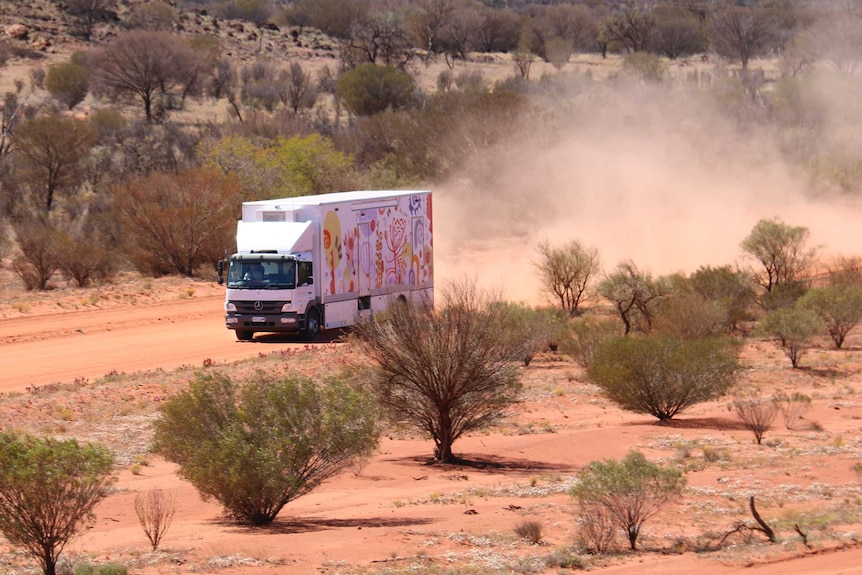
[220,252,320,341]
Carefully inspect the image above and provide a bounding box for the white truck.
[217,190,433,341]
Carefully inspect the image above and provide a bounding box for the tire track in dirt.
[0,294,307,393]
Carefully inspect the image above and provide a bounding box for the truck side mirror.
[217,260,224,285]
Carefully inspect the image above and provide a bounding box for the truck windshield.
[227,257,296,289]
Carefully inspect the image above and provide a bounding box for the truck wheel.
[303,308,320,341]
[235,330,254,341]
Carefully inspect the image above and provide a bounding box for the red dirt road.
[0,293,305,393]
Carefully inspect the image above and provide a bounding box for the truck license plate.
[252,316,265,323]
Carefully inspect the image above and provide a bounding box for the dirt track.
[0,293,308,393]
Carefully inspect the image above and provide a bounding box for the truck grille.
[233,301,284,314]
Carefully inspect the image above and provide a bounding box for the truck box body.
[222,190,433,340]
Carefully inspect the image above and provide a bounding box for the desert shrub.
[733,394,779,444]
[134,489,175,550]
[758,306,824,368]
[45,62,89,110]
[212,0,274,25]
[55,218,118,287]
[773,391,812,430]
[571,451,685,551]
[337,63,415,116]
[126,2,178,30]
[622,51,666,82]
[355,279,523,463]
[689,265,756,332]
[575,500,616,554]
[12,217,62,290]
[111,167,241,276]
[798,285,862,349]
[652,292,729,339]
[153,372,378,525]
[0,433,115,575]
[514,520,543,544]
[496,302,567,365]
[586,335,740,421]
[558,314,620,370]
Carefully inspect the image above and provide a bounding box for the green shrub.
[571,451,685,551]
[586,335,740,421]
[337,63,414,116]
[153,372,379,525]
[0,434,114,575]
[45,61,89,110]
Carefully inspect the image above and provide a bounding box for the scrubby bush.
[798,285,862,349]
[558,314,620,370]
[337,63,415,116]
[153,372,378,525]
[758,306,824,368]
[111,167,241,276]
[571,451,685,551]
[12,217,62,290]
[0,433,115,575]
[689,265,756,332]
[586,335,740,421]
[733,394,779,444]
[773,391,811,430]
[45,62,89,110]
[356,279,523,463]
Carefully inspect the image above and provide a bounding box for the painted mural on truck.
[323,194,432,298]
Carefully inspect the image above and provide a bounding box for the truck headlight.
[225,302,237,312]
[281,303,293,312]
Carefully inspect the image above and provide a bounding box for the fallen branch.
[719,496,776,546]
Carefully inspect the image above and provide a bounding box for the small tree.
[0,433,115,575]
[134,488,175,551]
[689,265,756,332]
[571,451,685,551]
[740,217,818,299]
[586,335,740,422]
[733,394,779,445]
[798,285,862,349]
[758,306,824,368]
[153,372,378,525]
[598,260,670,335]
[12,114,96,213]
[355,280,524,463]
[111,167,241,276]
[534,239,600,317]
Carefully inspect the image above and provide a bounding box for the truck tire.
[235,330,254,341]
[303,308,320,341]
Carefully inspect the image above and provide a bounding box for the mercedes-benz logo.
[253,301,263,311]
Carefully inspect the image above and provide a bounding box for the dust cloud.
[433,68,862,304]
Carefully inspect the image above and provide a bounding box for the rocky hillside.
[0,0,338,80]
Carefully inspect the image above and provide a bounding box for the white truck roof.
[242,190,430,210]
